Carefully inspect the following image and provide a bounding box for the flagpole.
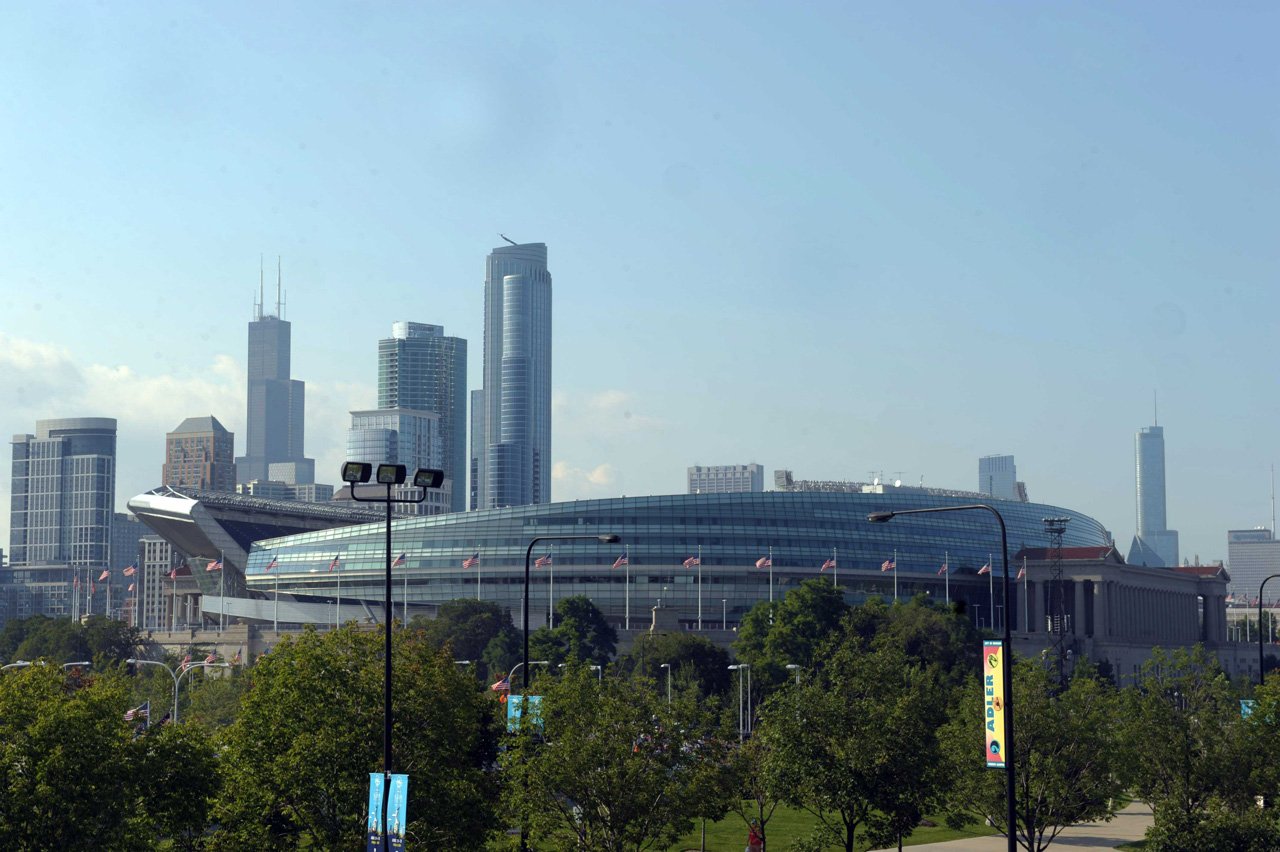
[274,556,279,634]
[834,546,838,589]
[989,553,995,631]
[697,544,703,631]
[107,569,111,621]
[403,556,409,628]
[945,551,950,605]
[768,546,774,606]
[548,545,554,628]
[625,544,630,631]
[219,551,224,633]
[893,548,898,601]
[336,558,341,629]
[1022,556,1028,633]
[476,551,481,601]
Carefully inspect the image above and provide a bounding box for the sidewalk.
[870,802,1153,852]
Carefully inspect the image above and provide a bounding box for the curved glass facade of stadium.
[245,491,1111,630]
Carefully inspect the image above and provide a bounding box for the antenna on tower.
[499,233,518,246]
[1154,390,1158,426]
[276,256,282,318]
[1271,464,1275,535]
[257,254,264,320]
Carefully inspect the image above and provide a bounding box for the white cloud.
[553,388,665,437]
[552,461,623,500]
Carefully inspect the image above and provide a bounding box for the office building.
[378,322,467,512]
[10,418,116,617]
[688,464,764,494]
[978,455,1017,501]
[136,535,182,631]
[235,480,334,504]
[473,242,552,510]
[164,416,236,492]
[1127,425,1179,567]
[344,408,449,515]
[236,263,313,485]
[1227,528,1280,603]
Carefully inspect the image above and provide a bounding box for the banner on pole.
[982,639,1007,769]
[507,694,544,732]
[366,772,385,852]
[388,774,409,851]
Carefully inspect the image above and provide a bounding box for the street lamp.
[1,660,32,671]
[722,599,727,630]
[785,663,801,686]
[868,504,1015,852]
[125,658,230,723]
[659,662,671,703]
[2,660,90,671]
[520,532,619,852]
[342,462,444,852]
[728,663,751,740]
[1260,575,1280,685]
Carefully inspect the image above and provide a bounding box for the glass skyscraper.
[978,455,1017,500]
[1128,425,1179,567]
[236,268,312,484]
[377,322,467,512]
[473,242,552,510]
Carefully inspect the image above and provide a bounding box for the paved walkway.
[869,802,1153,852]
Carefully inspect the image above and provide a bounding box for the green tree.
[528,595,618,667]
[733,579,850,690]
[503,667,731,852]
[724,734,790,852]
[0,615,142,667]
[942,659,1126,852]
[136,722,221,852]
[413,598,521,676]
[761,643,948,852]
[617,632,731,696]
[1119,645,1257,841]
[210,625,500,851]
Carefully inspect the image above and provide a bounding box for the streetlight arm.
[1260,574,1280,684]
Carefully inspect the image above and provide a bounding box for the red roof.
[1013,546,1120,562]
[1172,564,1223,577]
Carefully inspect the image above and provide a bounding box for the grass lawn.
[664,805,999,852]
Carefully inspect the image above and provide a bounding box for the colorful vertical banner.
[387,774,409,851]
[507,694,544,732]
[366,772,385,852]
[982,639,1007,769]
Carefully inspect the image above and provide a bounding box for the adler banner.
[982,640,1007,769]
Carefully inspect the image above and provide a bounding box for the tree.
[414,598,521,676]
[724,734,789,852]
[503,667,731,852]
[616,632,731,696]
[942,659,1126,852]
[1118,645,1258,841]
[762,643,948,852]
[733,579,850,691]
[0,615,142,667]
[527,595,618,667]
[135,722,221,852]
[209,625,500,851]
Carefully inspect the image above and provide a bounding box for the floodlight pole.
[346,465,436,852]
[869,504,1014,852]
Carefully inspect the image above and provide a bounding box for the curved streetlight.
[728,663,751,740]
[126,658,230,723]
[509,660,550,692]
[520,532,618,852]
[1260,575,1280,685]
[868,504,1014,852]
[659,662,672,703]
[785,663,801,686]
[2,660,91,671]
[1,660,33,671]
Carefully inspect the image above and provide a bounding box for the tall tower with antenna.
[236,257,313,486]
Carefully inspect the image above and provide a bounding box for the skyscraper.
[688,464,764,494]
[378,322,467,512]
[236,260,312,484]
[9,418,116,617]
[473,241,552,510]
[342,409,451,515]
[978,455,1017,500]
[1128,425,1179,567]
[164,416,236,491]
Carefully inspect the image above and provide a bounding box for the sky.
[0,1,1276,565]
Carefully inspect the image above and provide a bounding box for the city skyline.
[1,3,1277,566]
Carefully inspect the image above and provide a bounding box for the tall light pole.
[343,462,444,852]
[660,662,671,703]
[722,599,727,630]
[785,663,800,686]
[728,663,751,739]
[869,504,1015,852]
[521,532,619,852]
[126,658,229,723]
[1260,574,1280,685]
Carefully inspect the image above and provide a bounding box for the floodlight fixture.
[413,468,445,489]
[867,511,894,523]
[342,462,372,484]
[376,464,407,485]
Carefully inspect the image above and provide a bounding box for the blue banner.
[388,774,409,850]
[366,772,385,852]
[507,694,544,732]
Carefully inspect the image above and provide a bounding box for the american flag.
[204,652,217,664]
[232,651,241,664]
[179,654,192,670]
[265,556,278,572]
[490,677,510,692]
[881,560,895,572]
[821,558,835,571]
[128,583,135,591]
[124,701,149,722]
[978,563,992,575]
[534,552,553,568]
[1017,567,1026,580]
[938,564,949,576]
[98,569,110,581]
[74,576,80,588]
[683,556,701,568]
[91,581,96,594]
[169,567,179,579]
[463,553,480,569]
[206,559,222,572]
[328,555,340,573]
[391,553,406,568]
[123,565,137,577]
[755,556,772,569]
[612,554,628,569]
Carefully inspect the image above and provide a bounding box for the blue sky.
[1,2,1276,565]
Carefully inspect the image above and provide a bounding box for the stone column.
[1074,581,1087,637]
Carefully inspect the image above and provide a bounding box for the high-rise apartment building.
[978,455,1018,500]
[377,322,467,512]
[236,263,312,484]
[1226,528,1280,603]
[473,242,552,510]
[1127,425,1179,567]
[9,418,116,617]
[164,416,236,491]
[688,464,764,494]
[339,409,450,515]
